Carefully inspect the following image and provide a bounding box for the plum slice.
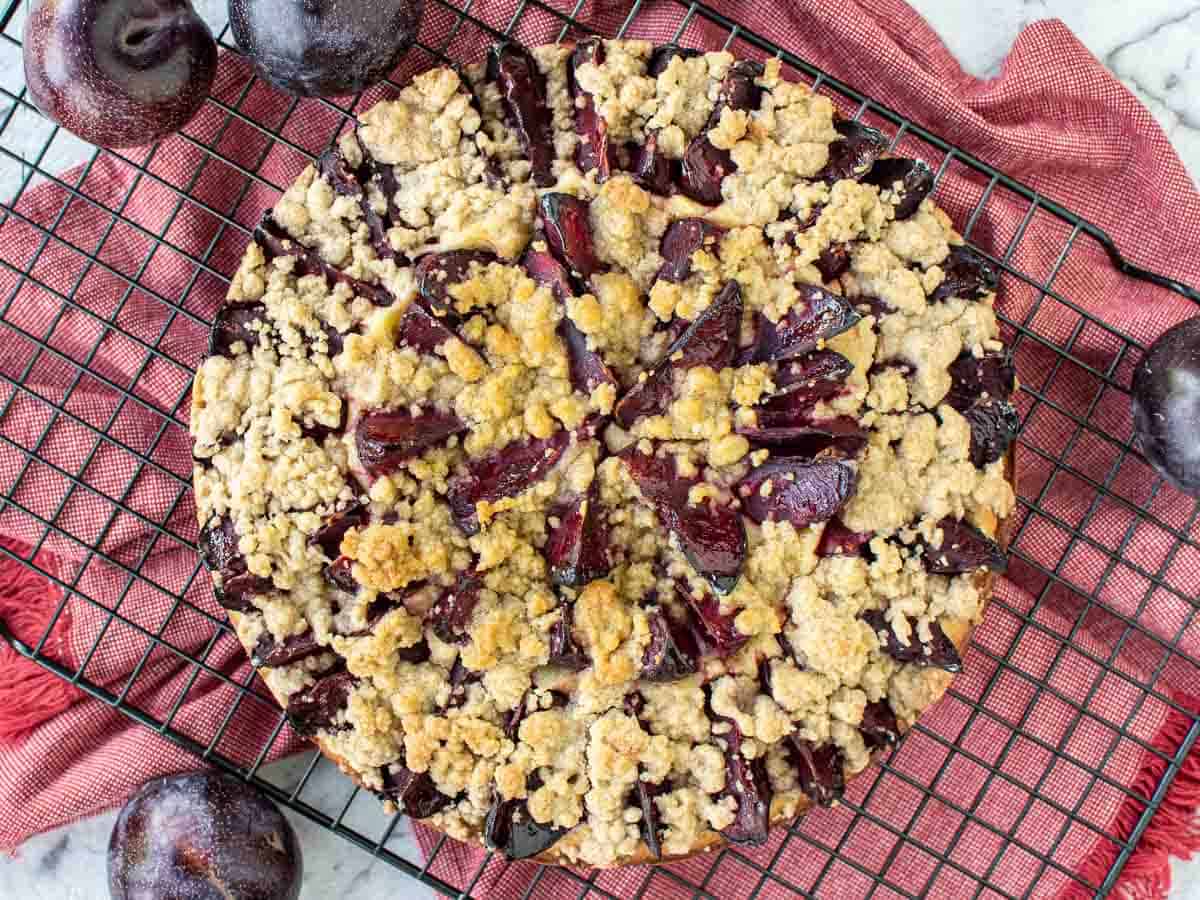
[251,630,326,669]
[414,251,497,314]
[817,119,888,183]
[785,734,845,807]
[861,609,962,672]
[447,428,574,535]
[647,44,703,77]
[634,777,668,859]
[255,213,395,307]
[323,556,358,594]
[678,136,734,205]
[708,698,771,845]
[443,658,477,710]
[718,61,766,113]
[397,301,460,356]
[770,350,855,402]
[489,43,556,188]
[630,131,675,196]
[930,245,999,302]
[946,352,1016,410]
[310,503,368,560]
[545,488,611,587]
[286,668,356,737]
[199,516,274,611]
[816,518,873,558]
[317,146,394,262]
[962,398,1020,468]
[687,593,750,658]
[640,606,698,681]
[921,517,1006,575]
[484,795,568,860]
[548,602,589,671]
[522,249,617,395]
[568,38,615,181]
[860,700,901,752]
[741,287,861,364]
[355,407,467,478]
[382,757,455,819]
[614,280,742,427]
[737,456,857,528]
[815,242,852,282]
[863,158,935,220]
[620,445,746,594]
[210,303,267,358]
[426,573,482,645]
[656,218,725,284]
[539,193,602,279]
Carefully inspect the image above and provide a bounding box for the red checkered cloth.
[0,1,1198,897]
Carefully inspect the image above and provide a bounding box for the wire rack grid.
[0,0,1198,898]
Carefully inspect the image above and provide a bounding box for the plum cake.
[190,39,1018,867]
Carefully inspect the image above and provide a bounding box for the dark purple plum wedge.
[545,488,611,587]
[356,408,467,478]
[539,193,602,279]
[1131,317,1200,495]
[640,606,698,681]
[931,245,999,302]
[382,756,456,819]
[255,214,394,307]
[860,700,901,752]
[448,429,573,535]
[630,131,675,196]
[252,630,327,669]
[678,136,734,205]
[816,518,873,558]
[708,700,771,845]
[615,280,742,427]
[786,733,845,807]
[415,251,497,314]
[310,503,368,561]
[426,573,483,645]
[921,517,1006,575]
[741,287,861,364]
[198,516,274,611]
[568,38,615,181]
[647,44,703,77]
[861,609,962,672]
[317,147,394,261]
[737,456,857,529]
[548,602,589,670]
[286,668,356,737]
[397,301,461,355]
[484,796,567,860]
[210,303,267,357]
[817,119,888,183]
[620,445,746,594]
[863,158,935,220]
[489,43,556,187]
[657,218,725,283]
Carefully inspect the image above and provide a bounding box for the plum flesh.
[1131,317,1200,496]
[24,0,217,148]
[108,771,301,900]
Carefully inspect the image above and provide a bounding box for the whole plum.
[229,0,425,97]
[1131,317,1200,495]
[108,771,302,900]
[23,0,217,148]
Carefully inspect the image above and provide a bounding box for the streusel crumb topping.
[192,38,1017,868]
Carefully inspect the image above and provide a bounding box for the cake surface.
[190,39,1018,867]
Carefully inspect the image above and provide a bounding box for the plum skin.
[24,0,217,148]
[1132,317,1200,496]
[229,0,426,97]
[108,771,302,900]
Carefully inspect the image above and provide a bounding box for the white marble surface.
[2,2,1199,898]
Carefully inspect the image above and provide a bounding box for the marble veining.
[2,2,1198,898]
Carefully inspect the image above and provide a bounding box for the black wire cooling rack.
[1,1,1199,898]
